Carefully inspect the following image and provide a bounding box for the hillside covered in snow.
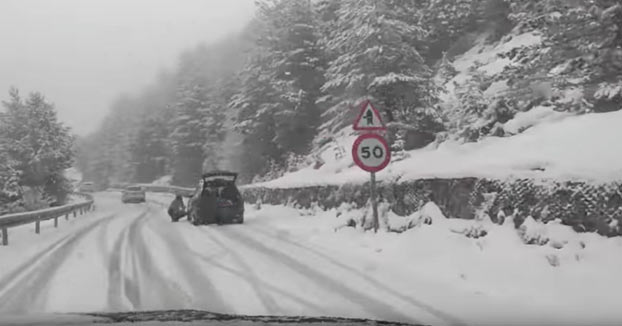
[76,1,622,188]
[262,4,622,187]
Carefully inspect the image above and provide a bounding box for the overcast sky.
[0,0,255,135]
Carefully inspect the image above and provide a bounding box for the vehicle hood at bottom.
[0,310,423,325]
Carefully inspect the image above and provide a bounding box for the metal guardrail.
[137,184,195,197]
[0,193,95,246]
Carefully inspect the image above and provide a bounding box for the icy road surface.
[1,192,620,326]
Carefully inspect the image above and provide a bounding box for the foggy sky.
[0,0,255,135]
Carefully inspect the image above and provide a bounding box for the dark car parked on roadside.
[187,171,244,225]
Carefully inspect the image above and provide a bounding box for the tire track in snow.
[0,214,117,313]
[197,227,283,315]
[187,247,327,314]
[106,211,148,311]
[219,227,420,325]
[248,225,467,326]
[142,207,228,312]
[126,208,193,310]
[0,233,74,294]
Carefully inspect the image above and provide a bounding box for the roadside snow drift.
[254,109,622,189]
[244,203,622,326]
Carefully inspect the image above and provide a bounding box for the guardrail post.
[73,210,77,218]
[35,218,40,234]
[1,227,7,246]
[65,213,69,220]
[54,216,58,228]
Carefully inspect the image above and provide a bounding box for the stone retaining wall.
[242,178,622,237]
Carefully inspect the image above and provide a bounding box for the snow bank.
[440,31,542,105]
[246,202,622,325]
[503,106,570,135]
[255,109,622,188]
[453,32,542,77]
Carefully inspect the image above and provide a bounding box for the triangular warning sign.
[353,100,386,131]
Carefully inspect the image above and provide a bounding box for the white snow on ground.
[1,193,622,325]
[439,31,542,105]
[253,108,622,189]
[237,203,622,325]
[502,105,571,135]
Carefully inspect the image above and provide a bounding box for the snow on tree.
[0,88,75,208]
[232,0,326,181]
[0,144,21,213]
[422,0,479,59]
[321,0,443,148]
[437,51,458,84]
[451,71,491,140]
[503,0,622,112]
[129,116,170,183]
[170,82,211,186]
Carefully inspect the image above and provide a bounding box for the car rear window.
[126,186,142,191]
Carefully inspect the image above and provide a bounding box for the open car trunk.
[191,171,244,225]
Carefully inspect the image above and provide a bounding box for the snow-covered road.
[0,193,454,325]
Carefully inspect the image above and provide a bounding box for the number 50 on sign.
[352,133,391,173]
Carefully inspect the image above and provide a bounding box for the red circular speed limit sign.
[352,133,391,173]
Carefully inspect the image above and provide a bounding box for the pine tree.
[201,98,227,172]
[0,88,74,205]
[321,0,442,143]
[452,71,491,141]
[230,52,281,180]
[129,116,169,183]
[504,0,622,112]
[422,0,478,59]
[271,0,325,155]
[0,143,21,213]
[438,52,458,83]
[170,82,210,186]
[232,0,326,180]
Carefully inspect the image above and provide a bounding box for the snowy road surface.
[1,192,621,326]
[0,193,448,325]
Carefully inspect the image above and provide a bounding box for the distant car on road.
[121,185,146,203]
[188,171,244,225]
[78,182,96,192]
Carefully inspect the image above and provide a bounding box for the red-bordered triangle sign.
[353,100,386,131]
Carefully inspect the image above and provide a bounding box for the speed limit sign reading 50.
[352,133,391,173]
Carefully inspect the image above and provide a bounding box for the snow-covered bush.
[502,105,569,135]
[461,224,489,239]
[389,131,410,163]
[518,216,549,245]
[406,202,446,229]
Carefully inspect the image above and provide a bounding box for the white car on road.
[121,185,146,203]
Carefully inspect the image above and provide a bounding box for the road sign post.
[370,171,379,232]
[352,100,389,233]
